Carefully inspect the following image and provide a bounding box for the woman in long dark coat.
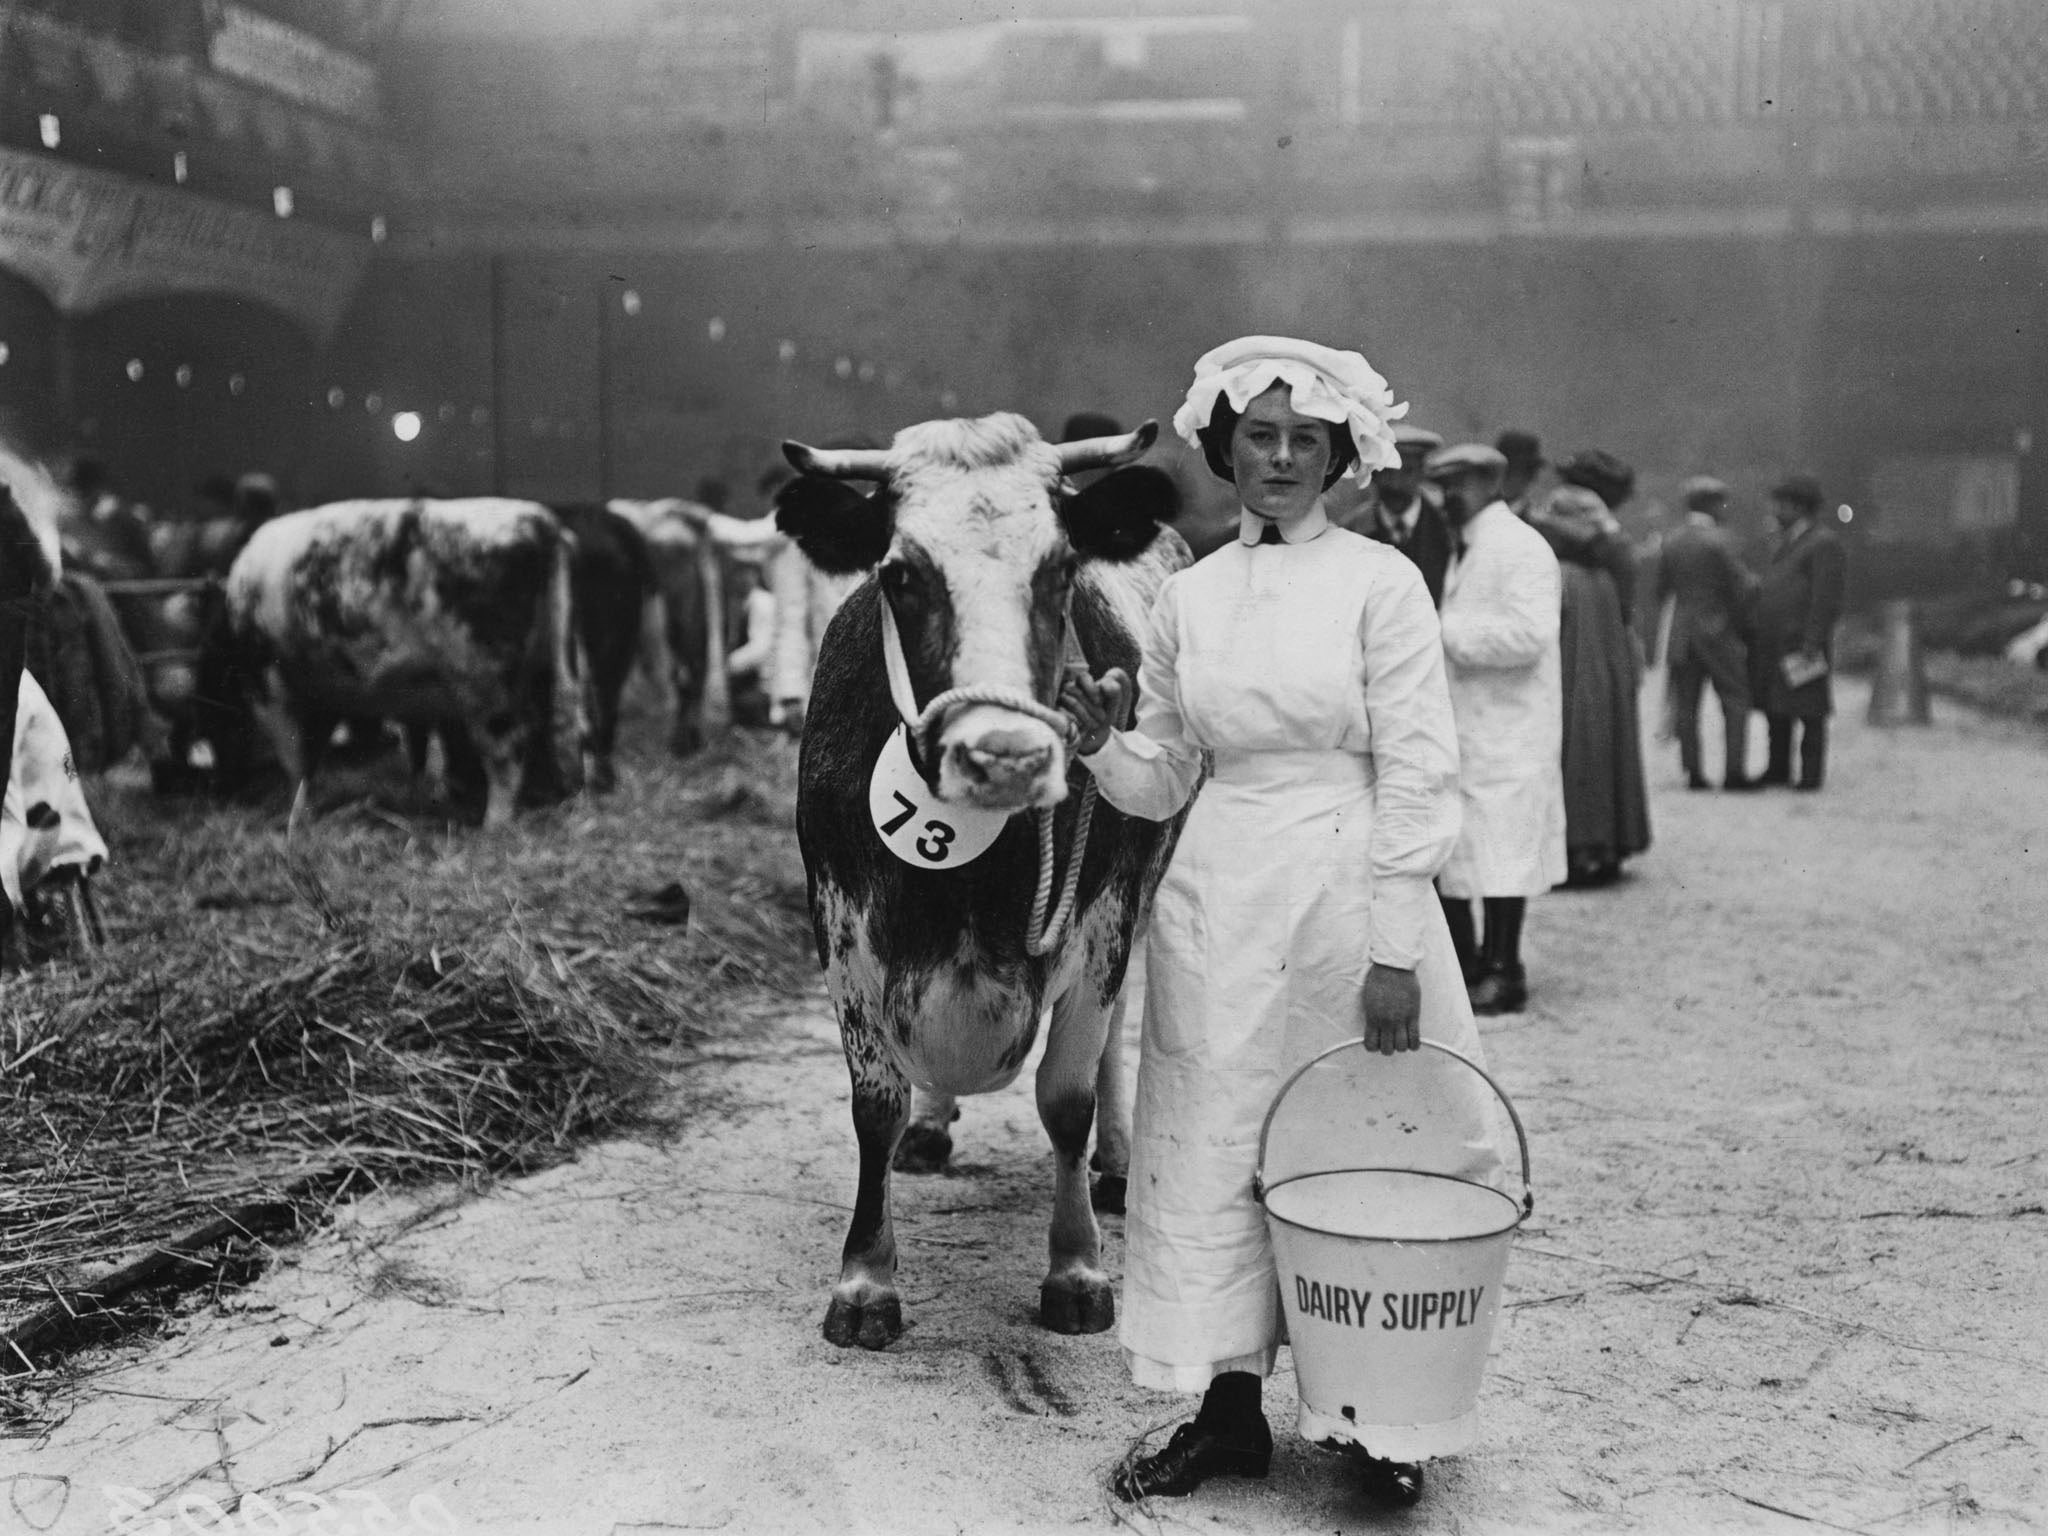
[1526,451,1652,885]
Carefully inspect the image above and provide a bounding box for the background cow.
[778,412,1188,1348]
[548,502,659,792]
[213,499,585,826]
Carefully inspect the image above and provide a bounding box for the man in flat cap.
[1653,475,1760,790]
[1751,473,1847,789]
[1334,421,1454,605]
[1427,442,1566,1014]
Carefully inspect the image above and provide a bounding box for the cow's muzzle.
[937,705,1068,812]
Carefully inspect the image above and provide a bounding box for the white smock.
[1081,505,1507,1393]
[1436,501,1568,899]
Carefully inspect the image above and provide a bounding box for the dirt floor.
[9,676,2046,1536]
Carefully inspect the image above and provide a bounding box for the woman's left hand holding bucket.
[1361,964,1422,1055]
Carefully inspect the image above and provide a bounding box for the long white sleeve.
[1078,579,1205,822]
[1359,560,1463,969]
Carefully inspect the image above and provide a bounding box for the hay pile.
[0,725,817,1406]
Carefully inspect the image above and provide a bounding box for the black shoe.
[1755,771,1792,788]
[1111,1418,1272,1501]
[1794,778,1823,792]
[1355,1454,1425,1506]
[1686,772,1712,791]
[1722,775,1765,792]
[1469,966,1528,1015]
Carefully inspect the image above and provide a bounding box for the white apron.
[1080,510,1507,1393]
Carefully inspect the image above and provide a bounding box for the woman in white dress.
[1062,337,1505,1506]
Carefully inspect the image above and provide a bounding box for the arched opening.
[68,293,319,518]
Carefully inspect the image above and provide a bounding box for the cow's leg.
[1035,979,1116,1335]
[825,1006,911,1350]
[1089,988,1132,1215]
[474,711,525,829]
[894,1088,959,1173]
[247,668,309,793]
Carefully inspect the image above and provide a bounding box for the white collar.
[1685,510,1720,529]
[1238,503,1330,546]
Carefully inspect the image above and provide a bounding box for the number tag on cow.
[867,727,1011,869]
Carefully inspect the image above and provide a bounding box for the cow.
[776,411,1189,1348]
[546,503,660,791]
[212,499,585,827]
[608,499,733,755]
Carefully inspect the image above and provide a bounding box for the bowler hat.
[1770,473,1823,510]
[1681,475,1730,509]
[1494,429,1544,468]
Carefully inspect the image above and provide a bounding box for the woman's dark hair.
[1557,448,1636,509]
[1197,395,1357,490]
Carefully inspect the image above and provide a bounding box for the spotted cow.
[215,499,585,826]
[778,412,1190,1347]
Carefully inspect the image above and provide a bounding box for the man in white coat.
[1426,442,1566,1014]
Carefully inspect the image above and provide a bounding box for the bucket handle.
[1253,1039,1534,1220]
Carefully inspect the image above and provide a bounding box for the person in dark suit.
[1751,474,1848,790]
[1654,476,1759,791]
[1495,428,1548,518]
[1345,422,1454,606]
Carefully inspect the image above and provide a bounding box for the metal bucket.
[1255,1040,1533,1463]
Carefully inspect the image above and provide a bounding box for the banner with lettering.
[0,148,370,343]
[209,4,383,125]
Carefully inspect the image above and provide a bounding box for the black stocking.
[1437,888,1478,978]
[1481,897,1526,975]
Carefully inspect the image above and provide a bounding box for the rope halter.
[877,591,1098,957]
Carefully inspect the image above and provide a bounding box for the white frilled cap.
[1171,335,1410,481]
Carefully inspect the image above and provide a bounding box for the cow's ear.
[774,476,893,574]
[1061,466,1180,562]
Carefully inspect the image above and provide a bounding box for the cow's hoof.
[1090,1172,1127,1216]
[893,1122,953,1174]
[823,1292,902,1350]
[1039,1274,1114,1335]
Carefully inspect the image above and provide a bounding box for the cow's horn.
[784,441,891,480]
[1056,419,1158,475]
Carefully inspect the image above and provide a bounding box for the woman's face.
[1226,384,1332,524]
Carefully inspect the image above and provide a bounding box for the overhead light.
[0,343,10,367]
[778,339,797,364]
[327,386,346,409]
[1836,504,1854,524]
[707,316,725,342]
[126,359,145,382]
[229,373,246,396]
[273,185,294,218]
[38,115,58,150]
[364,392,383,413]
[175,364,193,388]
[393,411,422,443]
[173,150,189,184]
[621,289,642,317]
[370,213,388,243]
[835,357,853,379]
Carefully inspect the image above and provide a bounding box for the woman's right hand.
[1058,664,1131,755]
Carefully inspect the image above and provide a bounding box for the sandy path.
[13,678,2046,1536]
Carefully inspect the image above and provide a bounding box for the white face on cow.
[879,416,1074,813]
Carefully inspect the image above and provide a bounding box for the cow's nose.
[951,736,1053,795]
